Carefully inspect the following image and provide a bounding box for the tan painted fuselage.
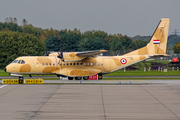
[6,55,149,77]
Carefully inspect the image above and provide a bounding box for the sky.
[0,0,180,37]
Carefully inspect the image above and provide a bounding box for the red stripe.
[153,40,160,41]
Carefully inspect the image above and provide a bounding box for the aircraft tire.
[75,77,82,80]
[19,76,24,81]
[68,77,73,80]
[83,76,89,80]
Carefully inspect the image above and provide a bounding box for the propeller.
[57,52,64,61]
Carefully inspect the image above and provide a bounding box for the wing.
[49,50,108,62]
[76,50,108,57]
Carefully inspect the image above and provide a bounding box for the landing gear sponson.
[57,74,89,80]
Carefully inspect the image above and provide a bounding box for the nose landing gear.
[18,76,24,84]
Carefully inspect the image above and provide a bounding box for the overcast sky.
[0,0,179,37]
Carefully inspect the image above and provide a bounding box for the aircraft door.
[103,58,111,72]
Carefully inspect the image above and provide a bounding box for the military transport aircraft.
[5,18,170,80]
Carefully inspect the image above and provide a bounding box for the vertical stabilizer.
[125,18,170,56]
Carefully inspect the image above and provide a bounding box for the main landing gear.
[75,77,82,80]
[83,76,89,80]
[67,76,89,80]
[68,77,73,80]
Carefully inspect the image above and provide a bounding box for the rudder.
[147,18,170,55]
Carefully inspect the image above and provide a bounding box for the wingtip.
[100,50,108,52]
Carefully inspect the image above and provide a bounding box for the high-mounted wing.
[49,50,108,62]
[76,50,108,57]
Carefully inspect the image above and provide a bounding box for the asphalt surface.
[1,75,180,79]
[1,79,180,85]
[42,79,180,85]
[0,84,180,120]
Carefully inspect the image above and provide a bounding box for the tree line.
[1,17,180,69]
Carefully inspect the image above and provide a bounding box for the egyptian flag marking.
[153,40,160,44]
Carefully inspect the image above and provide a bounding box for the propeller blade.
[57,52,64,61]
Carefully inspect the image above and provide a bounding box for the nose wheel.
[18,76,24,84]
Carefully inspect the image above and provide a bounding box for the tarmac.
[0,84,180,120]
[42,79,180,84]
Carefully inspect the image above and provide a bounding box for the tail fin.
[125,18,170,56]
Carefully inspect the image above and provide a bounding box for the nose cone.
[4,67,6,72]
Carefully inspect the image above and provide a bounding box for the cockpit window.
[18,60,22,64]
[12,60,18,63]
[21,60,25,64]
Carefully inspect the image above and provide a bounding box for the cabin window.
[21,60,25,64]
[73,63,76,65]
[37,62,38,64]
[67,63,69,65]
[94,63,96,65]
[98,63,100,66]
[46,63,48,66]
[91,63,93,65]
[49,63,51,66]
[43,63,45,66]
[18,60,22,64]
[12,60,18,63]
[53,63,55,66]
[63,63,65,66]
[84,63,86,65]
[60,63,62,66]
[77,63,79,65]
[80,63,82,65]
[101,63,103,66]
[87,63,89,65]
[70,63,72,65]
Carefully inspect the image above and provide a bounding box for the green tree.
[45,35,60,52]
[0,22,22,32]
[0,31,45,68]
[168,35,180,50]
[129,39,148,50]
[78,37,107,51]
[173,42,180,54]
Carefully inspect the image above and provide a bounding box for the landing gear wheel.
[18,76,24,80]
[83,76,89,80]
[18,76,24,84]
[68,77,73,80]
[75,77,82,80]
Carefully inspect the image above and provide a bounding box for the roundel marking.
[120,58,127,64]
